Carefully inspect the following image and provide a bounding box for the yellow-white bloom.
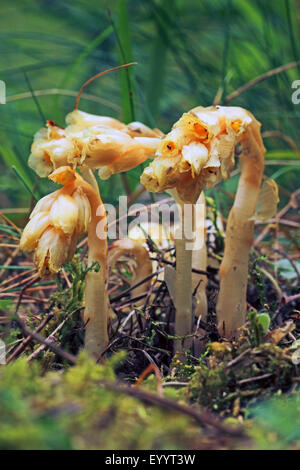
[65,109,126,131]
[49,193,79,235]
[20,170,92,276]
[30,192,57,219]
[20,212,51,252]
[181,142,209,176]
[28,125,76,177]
[141,105,255,203]
[33,227,70,277]
[66,124,161,177]
[73,187,91,234]
[28,110,162,178]
[123,121,163,138]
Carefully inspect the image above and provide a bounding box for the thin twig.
[16,318,77,365]
[110,269,163,303]
[15,275,39,315]
[27,307,82,362]
[100,380,244,437]
[6,313,54,363]
[224,60,300,103]
[262,130,299,153]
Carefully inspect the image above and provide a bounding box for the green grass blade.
[0,265,33,270]
[23,70,46,124]
[145,0,172,121]
[0,143,35,194]
[265,150,300,161]
[11,166,39,202]
[57,25,113,111]
[116,0,136,122]
[285,0,300,74]
[271,164,300,180]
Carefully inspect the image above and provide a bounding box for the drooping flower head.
[140,105,254,203]
[28,109,162,179]
[20,167,91,277]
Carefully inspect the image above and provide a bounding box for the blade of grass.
[0,143,34,194]
[265,150,300,161]
[143,0,199,98]
[11,166,39,202]
[221,0,232,102]
[146,0,172,121]
[6,89,120,111]
[23,69,46,124]
[0,59,75,77]
[271,164,300,180]
[0,225,21,237]
[0,266,33,270]
[108,3,136,196]
[57,25,113,112]
[112,1,136,122]
[285,0,300,74]
[135,79,157,128]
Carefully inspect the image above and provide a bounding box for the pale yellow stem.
[81,167,100,198]
[79,179,109,357]
[217,120,265,338]
[172,193,195,356]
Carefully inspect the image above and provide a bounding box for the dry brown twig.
[223,60,300,104]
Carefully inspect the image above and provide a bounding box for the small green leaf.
[257,313,271,334]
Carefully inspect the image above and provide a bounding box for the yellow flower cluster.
[28,109,163,179]
[20,167,91,276]
[141,105,253,203]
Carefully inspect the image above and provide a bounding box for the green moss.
[0,353,202,450]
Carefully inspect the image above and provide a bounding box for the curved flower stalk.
[141,105,264,349]
[217,120,266,338]
[108,239,152,308]
[20,166,109,357]
[28,109,161,179]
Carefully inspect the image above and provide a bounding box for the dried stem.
[224,60,300,104]
[74,62,137,111]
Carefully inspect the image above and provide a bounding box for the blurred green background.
[0,0,299,222]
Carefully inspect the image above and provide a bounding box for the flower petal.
[49,193,78,235]
[73,188,91,234]
[30,192,57,219]
[66,109,125,130]
[34,227,69,276]
[181,142,209,176]
[20,212,50,252]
